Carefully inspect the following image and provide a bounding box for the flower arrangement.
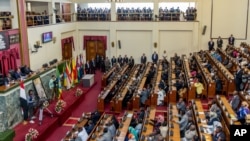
[55,100,66,113]
[25,128,39,141]
[75,88,83,97]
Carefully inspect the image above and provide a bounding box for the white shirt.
[157,90,165,105]
[78,128,88,141]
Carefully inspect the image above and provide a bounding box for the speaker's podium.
[82,74,94,87]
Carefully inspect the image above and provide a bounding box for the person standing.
[162,50,167,60]
[129,56,135,67]
[152,51,158,64]
[141,53,147,64]
[235,66,243,92]
[217,36,223,48]
[27,90,36,123]
[194,78,204,98]
[85,60,90,74]
[90,58,96,74]
[111,56,117,67]
[228,34,235,46]
[208,38,214,51]
[104,57,111,71]
[230,91,240,112]
[49,75,58,100]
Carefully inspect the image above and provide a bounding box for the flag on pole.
[72,57,78,84]
[76,55,81,81]
[56,66,63,99]
[65,61,72,84]
[64,62,71,89]
[19,80,28,121]
[20,80,27,100]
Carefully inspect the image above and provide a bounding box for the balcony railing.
[76,13,111,21]
[117,13,153,21]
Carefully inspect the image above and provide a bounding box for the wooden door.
[86,40,106,61]
[96,41,105,58]
[62,3,71,22]
[62,43,72,60]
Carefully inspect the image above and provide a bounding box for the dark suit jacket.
[231,95,240,111]
[235,69,243,91]
[228,37,235,45]
[129,58,134,66]
[111,58,116,66]
[151,53,158,63]
[123,57,129,63]
[141,56,147,64]
[217,39,223,47]
[117,57,123,63]
[208,41,214,50]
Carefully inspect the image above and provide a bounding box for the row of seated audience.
[77,7,111,21]
[0,65,33,86]
[0,11,12,30]
[26,10,62,26]
[76,6,197,21]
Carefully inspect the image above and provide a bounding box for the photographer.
[49,75,58,100]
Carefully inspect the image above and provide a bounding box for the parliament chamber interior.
[0,0,250,141]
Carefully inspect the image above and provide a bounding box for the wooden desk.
[217,48,238,73]
[87,114,112,141]
[182,55,196,101]
[216,95,241,127]
[140,107,156,138]
[101,65,117,89]
[205,51,235,95]
[115,111,134,140]
[114,65,140,113]
[97,80,117,112]
[194,53,215,98]
[63,118,88,141]
[168,104,181,141]
[191,100,212,141]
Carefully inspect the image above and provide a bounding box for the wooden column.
[16,0,30,66]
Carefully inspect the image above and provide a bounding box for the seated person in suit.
[84,120,95,135]
[4,72,14,85]
[212,126,226,141]
[13,68,26,80]
[22,65,33,75]
[185,124,197,141]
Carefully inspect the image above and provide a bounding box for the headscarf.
[128,126,138,141]
[156,115,164,123]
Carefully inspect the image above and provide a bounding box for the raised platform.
[13,81,97,141]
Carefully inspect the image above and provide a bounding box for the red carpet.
[63,117,79,126]
[13,71,102,141]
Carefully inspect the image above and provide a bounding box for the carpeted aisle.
[44,71,102,141]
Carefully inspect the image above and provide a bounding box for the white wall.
[30,2,49,13]
[27,23,77,70]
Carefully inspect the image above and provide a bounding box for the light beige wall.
[27,23,76,70]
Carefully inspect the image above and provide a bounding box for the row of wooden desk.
[110,65,141,113]
[97,64,129,112]
[182,55,196,101]
[194,53,216,98]
[101,65,117,90]
[191,100,212,141]
[217,48,238,73]
[167,103,181,141]
[140,107,156,140]
[205,51,235,95]
[215,95,241,141]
